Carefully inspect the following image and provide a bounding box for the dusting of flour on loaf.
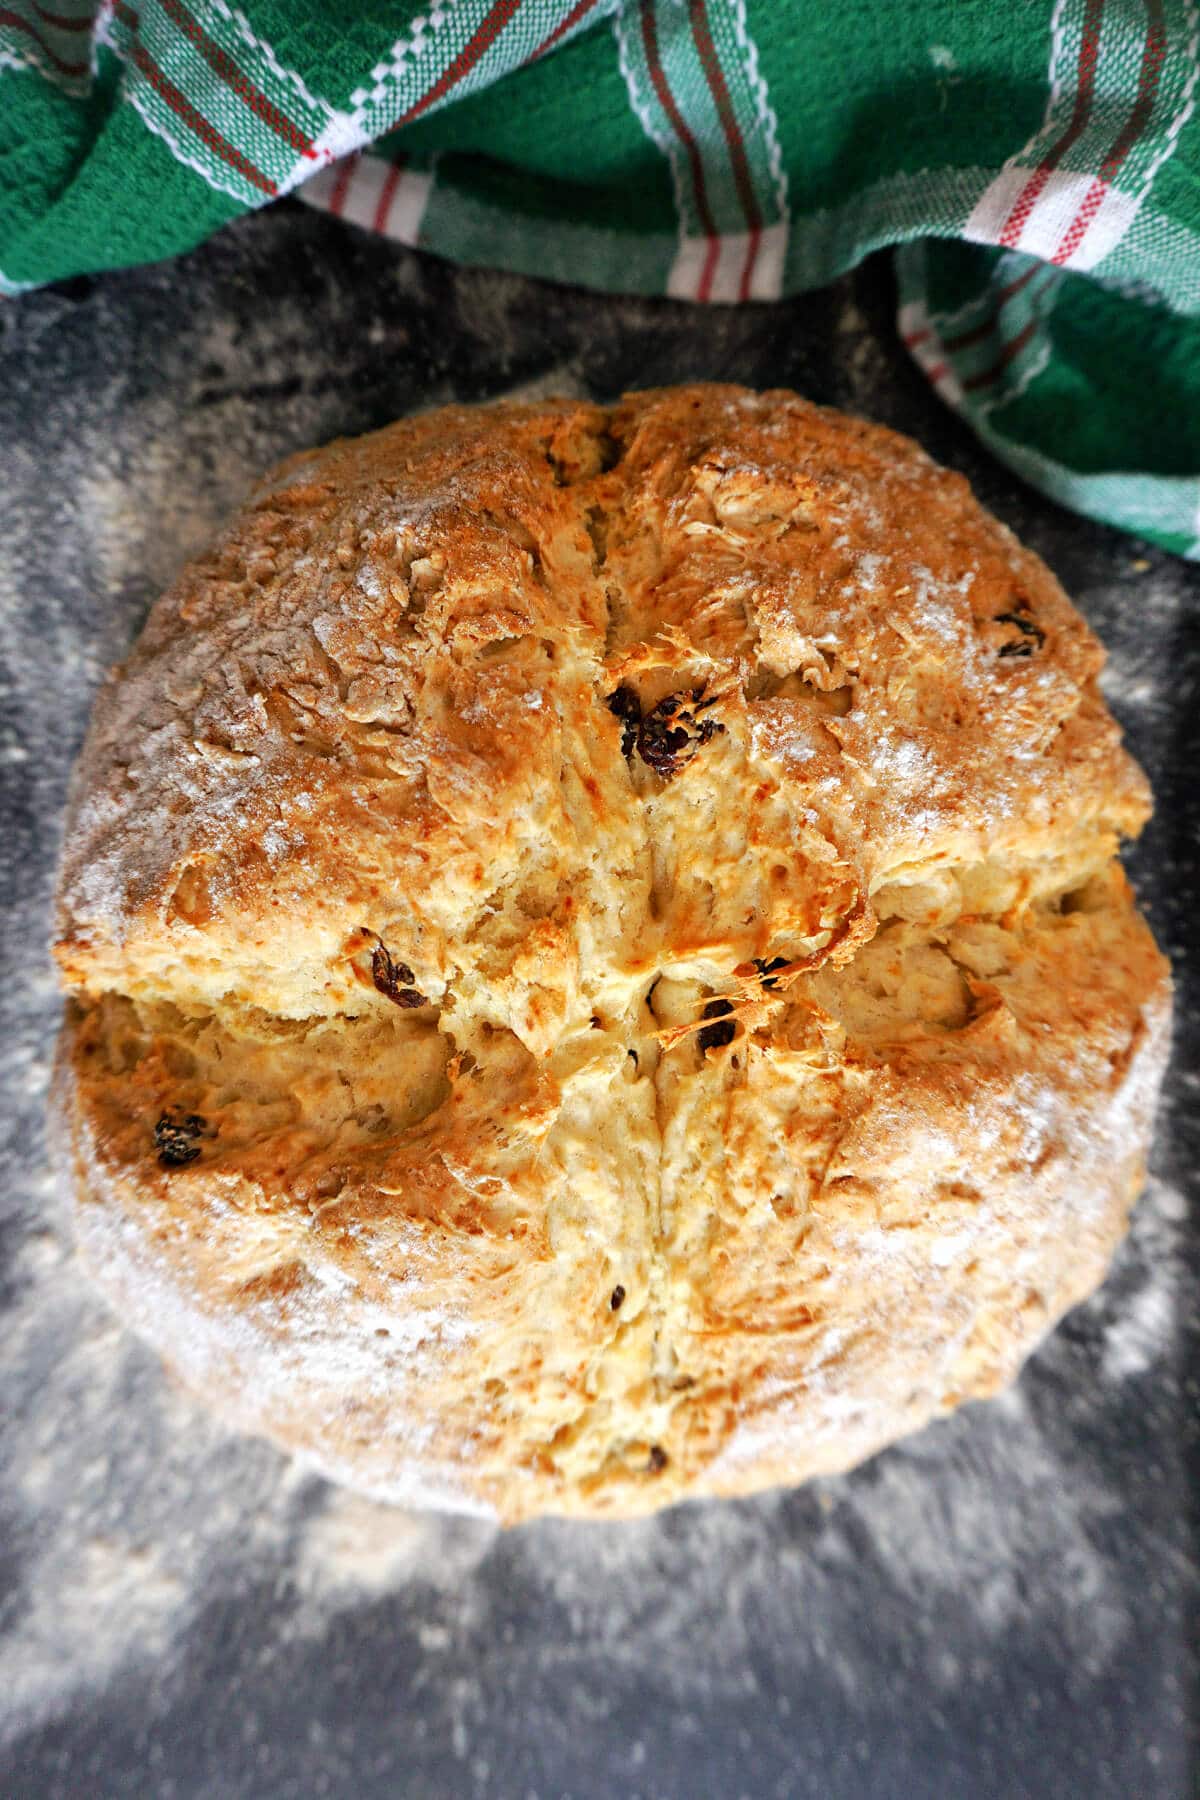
[49,382,1169,1525]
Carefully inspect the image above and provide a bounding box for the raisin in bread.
[52,386,1170,1523]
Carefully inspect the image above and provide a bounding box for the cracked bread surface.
[53,384,1170,1523]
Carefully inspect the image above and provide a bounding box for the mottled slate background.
[1,206,1197,1799]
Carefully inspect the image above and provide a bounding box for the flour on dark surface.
[1,209,1197,1800]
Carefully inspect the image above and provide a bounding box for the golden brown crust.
[53,385,1170,1522]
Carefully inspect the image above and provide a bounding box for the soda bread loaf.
[53,385,1170,1523]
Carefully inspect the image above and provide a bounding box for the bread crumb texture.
[53,386,1170,1523]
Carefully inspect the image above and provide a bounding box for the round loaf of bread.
[53,385,1170,1523]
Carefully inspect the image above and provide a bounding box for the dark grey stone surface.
[1,205,1196,1800]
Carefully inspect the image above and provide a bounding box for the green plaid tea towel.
[3,1,1199,554]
